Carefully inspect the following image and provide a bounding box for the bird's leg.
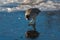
[32,18,36,31]
[28,18,36,31]
[28,19,34,26]
[32,21,36,31]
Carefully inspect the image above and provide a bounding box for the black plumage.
[25,8,41,20]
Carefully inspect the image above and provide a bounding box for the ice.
[0,0,60,12]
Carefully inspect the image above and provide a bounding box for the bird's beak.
[26,18,28,20]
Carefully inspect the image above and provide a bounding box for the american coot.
[25,8,41,39]
[25,8,41,20]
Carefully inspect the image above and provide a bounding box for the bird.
[25,8,41,20]
[25,8,41,30]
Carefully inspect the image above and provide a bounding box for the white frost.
[0,0,60,12]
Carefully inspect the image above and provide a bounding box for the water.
[0,10,60,40]
[0,0,60,40]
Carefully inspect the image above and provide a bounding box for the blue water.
[0,10,60,40]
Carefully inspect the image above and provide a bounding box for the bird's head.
[25,8,41,20]
[26,15,30,20]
